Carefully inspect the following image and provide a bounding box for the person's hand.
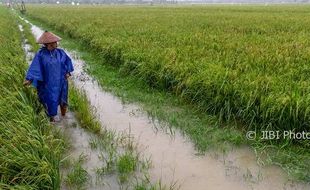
[23,80,32,86]
[65,73,71,80]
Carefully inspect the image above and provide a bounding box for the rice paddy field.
[26,5,310,134]
[2,3,310,189]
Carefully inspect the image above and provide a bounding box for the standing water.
[21,18,309,190]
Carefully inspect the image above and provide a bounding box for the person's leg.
[46,100,59,122]
[60,80,69,117]
[60,103,67,116]
[37,87,57,122]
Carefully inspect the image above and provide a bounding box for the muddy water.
[26,21,309,190]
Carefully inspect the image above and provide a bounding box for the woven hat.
[37,31,61,44]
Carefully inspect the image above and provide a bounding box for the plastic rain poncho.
[26,47,74,117]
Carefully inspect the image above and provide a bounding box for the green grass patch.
[117,152,137,183]
[65,154,89,190]
[68,84,101,133]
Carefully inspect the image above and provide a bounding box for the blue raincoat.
[26,47,74,117]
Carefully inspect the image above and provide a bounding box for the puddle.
[23,18,310,190]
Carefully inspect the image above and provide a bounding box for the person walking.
[24,31,74,122]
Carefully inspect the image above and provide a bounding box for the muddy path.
[19,18,310,190]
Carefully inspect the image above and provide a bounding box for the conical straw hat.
[37,31,61,44]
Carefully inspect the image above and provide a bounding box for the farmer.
[23,31,74,122]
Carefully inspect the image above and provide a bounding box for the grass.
[133,177,180,190]
[65,154,89,190]
[117,152,137,183]
[68,84,101,133]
